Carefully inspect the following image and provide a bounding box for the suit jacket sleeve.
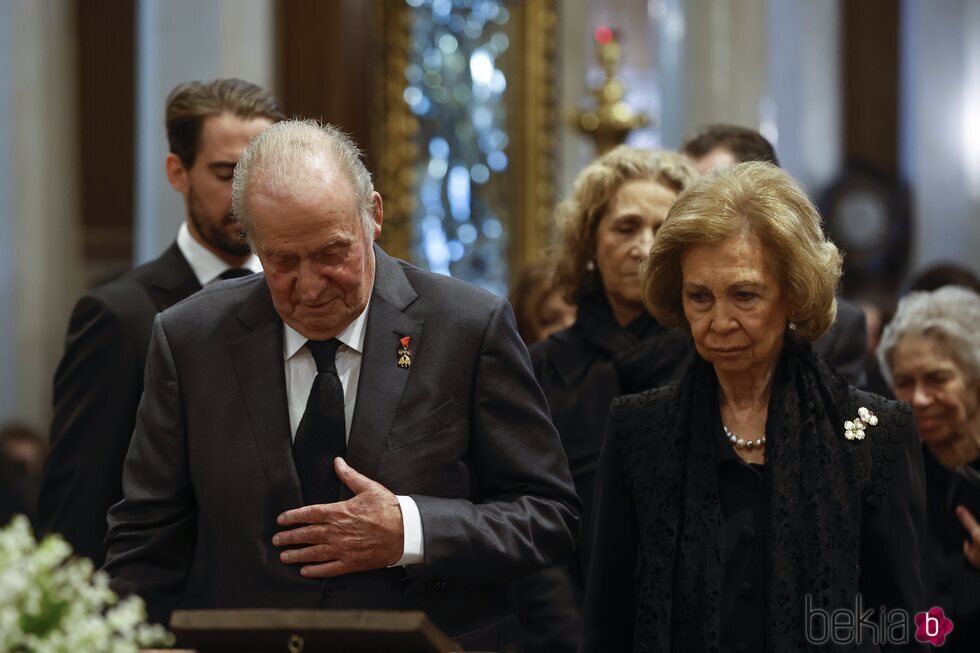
[39,294,145,566]
[410,298,580,583]
[859,401,928,652]
[104,316,197,624]
[814,299,868,387]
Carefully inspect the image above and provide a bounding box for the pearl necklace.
[724,425,766,450]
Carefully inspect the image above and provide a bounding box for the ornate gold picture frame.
[372,0,558,281]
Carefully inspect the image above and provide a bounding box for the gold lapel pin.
[397,335,412,368]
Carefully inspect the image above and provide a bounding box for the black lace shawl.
[610,336,910,652]
[570,290,693,398]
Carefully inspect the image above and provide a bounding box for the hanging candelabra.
[571,26,650,154]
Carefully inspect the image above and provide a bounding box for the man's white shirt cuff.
[392,495,424,566]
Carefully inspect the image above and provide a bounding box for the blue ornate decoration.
[404,0,510,295]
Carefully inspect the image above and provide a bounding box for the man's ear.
[371,191,383,241]
[165,153,189,194]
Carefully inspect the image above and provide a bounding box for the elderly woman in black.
[534,146,697,561]
[583,163,926,652]
[517,147,697,653]
[878,286,980,651]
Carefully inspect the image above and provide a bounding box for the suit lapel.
[148,242,202,311]
[345,247,421,490]
[231,279,304,510]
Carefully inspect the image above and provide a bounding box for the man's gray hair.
[878,285,980,388]
[232,119,376,236]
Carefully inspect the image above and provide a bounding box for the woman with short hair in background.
[879,286,980,651]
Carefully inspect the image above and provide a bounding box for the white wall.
[556,0,590,203]
[0,0,84,430]
[767,0,842,193]
[901,0,980,276]
[683,0,768,136]
[0,0,15,422]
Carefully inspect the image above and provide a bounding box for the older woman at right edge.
[879,286,980,651]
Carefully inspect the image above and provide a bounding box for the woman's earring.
[586,260,595,271]
[788,322,797,331]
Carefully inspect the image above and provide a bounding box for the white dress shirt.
[176,222,263,286]
[282,303,424,567]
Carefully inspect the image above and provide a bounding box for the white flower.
[0,515,175,652]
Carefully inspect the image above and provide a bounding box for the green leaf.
[18,595,70,637]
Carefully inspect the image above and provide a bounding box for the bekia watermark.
[805,594,954,647]
[915,607,954,647]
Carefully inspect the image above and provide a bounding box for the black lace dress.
[583,338,928,653]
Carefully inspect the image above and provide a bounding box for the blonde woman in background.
[516,147,697,653]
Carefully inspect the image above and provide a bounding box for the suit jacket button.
[739,581,755,599]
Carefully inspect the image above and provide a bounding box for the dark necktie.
[218,268,253,280]
[293,339,347,505]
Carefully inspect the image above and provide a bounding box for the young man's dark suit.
[39,243,201,566]
[104,245,580,652]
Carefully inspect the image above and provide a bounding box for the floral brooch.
[844,406,878,441]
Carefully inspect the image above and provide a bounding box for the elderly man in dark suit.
[39,79,284,566]
[104,120,579,651]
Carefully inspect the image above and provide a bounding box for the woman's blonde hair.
[551,146,698,304]
[642,162,842,341]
